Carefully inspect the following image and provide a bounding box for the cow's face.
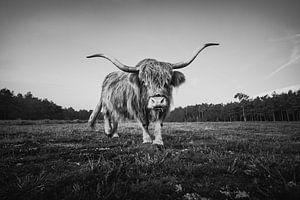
[129,60,185,111]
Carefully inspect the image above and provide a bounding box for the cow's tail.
[88,100,102,129]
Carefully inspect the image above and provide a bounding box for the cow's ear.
[129,73,140,86]
[171,71,185,87]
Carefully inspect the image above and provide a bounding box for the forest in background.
[166,91,300,122]
[1,88,300,121]
[0,88,92,120]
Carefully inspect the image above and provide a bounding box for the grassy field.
[0,121,299,200]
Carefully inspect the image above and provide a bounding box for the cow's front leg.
[138,121,152,144]
[153,121,164,145]
[111,120,119,138]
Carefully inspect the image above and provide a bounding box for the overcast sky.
[0,0,300,110]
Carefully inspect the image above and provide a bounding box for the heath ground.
[0,121,299,200]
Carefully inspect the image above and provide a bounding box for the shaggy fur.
[88,58,185,143]
[87,43,218,144]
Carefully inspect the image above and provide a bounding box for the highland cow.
[87,43,219,145]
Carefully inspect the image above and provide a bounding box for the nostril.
[160,98,165,104]
[151,98,155,104]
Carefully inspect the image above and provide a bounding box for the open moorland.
[0,121,299,200]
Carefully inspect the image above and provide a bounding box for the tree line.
[0,88,93,120]
[1,88,299,121]
[166,90,300,122]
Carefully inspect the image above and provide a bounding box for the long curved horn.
[172,43,219,69]
[86,54,138,73]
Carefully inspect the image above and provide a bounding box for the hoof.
[106,133,113,138]
[87,126,95,131]
[106,132,119,138]
[143,138,153,144]
[153,140,164,146]
[141,142,152,147]
[142,141,153,144]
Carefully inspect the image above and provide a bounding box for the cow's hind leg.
[104,113,113,137]
[88,101,102,129]
[104,113,119,138]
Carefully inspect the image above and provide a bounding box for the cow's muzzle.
[147,95,168,110]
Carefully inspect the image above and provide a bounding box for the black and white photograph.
[0,0,299,199]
